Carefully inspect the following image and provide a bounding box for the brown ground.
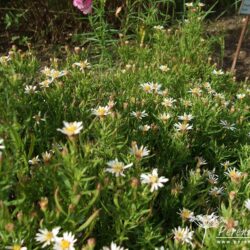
[207,15,250,80]
[1,15,249,81]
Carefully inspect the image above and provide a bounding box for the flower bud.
[39,197,48,211]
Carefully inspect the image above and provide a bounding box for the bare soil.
[207,15,250,80]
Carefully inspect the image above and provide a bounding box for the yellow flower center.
[80,62,87,68]
[175,231,184,241]
[61,239,70,249]
[97,107,106,117]
[12,245,21,250]
[229,170,241,182]
[150,175,158,184]
[181,210,191,219]
[113,163,123,173]
[144,85,151,92]
[229,170,237,178]
[65,125,77,134]
[43,80,50,87]
[45,232,53,241]
[51,71,60,78]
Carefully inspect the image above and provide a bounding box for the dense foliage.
[0,2,249,250]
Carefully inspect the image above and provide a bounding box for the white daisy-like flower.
[220,161,231,169]
[48,69,68,80]
[207,172,218,185]
[236,93,246,100]
[172,226,194,245]
[0,55,11,64]
[0,138,5,150]
[41,66,51,76]
[141,83,154,93]
[42,151,53,163]
[214,92,225,101]
[178,208,195,221]
[221,217,238,229]
[33,111,46,125]
[159,112,171,123]
[105,159,133,177]
[209,186,224,197]
[53,231,76,250]
[35,227,60,248]
[220,120,236,131]
[224,167,242,183]
[57,121,83,137]
[24,85,38,94]
[72,60,91,71]
[198,3,205,7]
[130,142,150,160]
[178,113,194,122]
[244,199,250,211]
[196,156,207,166]
[151,82,162,93]
[162,97,176,108]
[139,124,151,132]
[102,241,128,250]
[174,122,193,132]
[28,155,40,165]
[39,79,54,88]
[188,87,202,97]
[193,213,220,229]
[140,168,169,192]
[92,106,111,118]
[212,69,224,75]
[181,99,192,108]
[131,110,148,120]
[185,3,194,7]
[159,65,170,72]
[153,25,164,31]
[6,240,27,250]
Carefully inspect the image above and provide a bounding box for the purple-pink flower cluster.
[73,0,92,15]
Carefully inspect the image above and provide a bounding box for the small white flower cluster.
[174,113,194,133]
[140,82,162,94]
[193,213,220,229]
[185,2,205,8]
[72,59,91,72]
[41,67,68,81]
[0,54,11,64]
[35,227,76,250]
[24,66,67,93]
[212,69,224,76]
[28,151,54,165]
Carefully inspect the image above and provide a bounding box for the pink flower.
[73,0,92,15]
